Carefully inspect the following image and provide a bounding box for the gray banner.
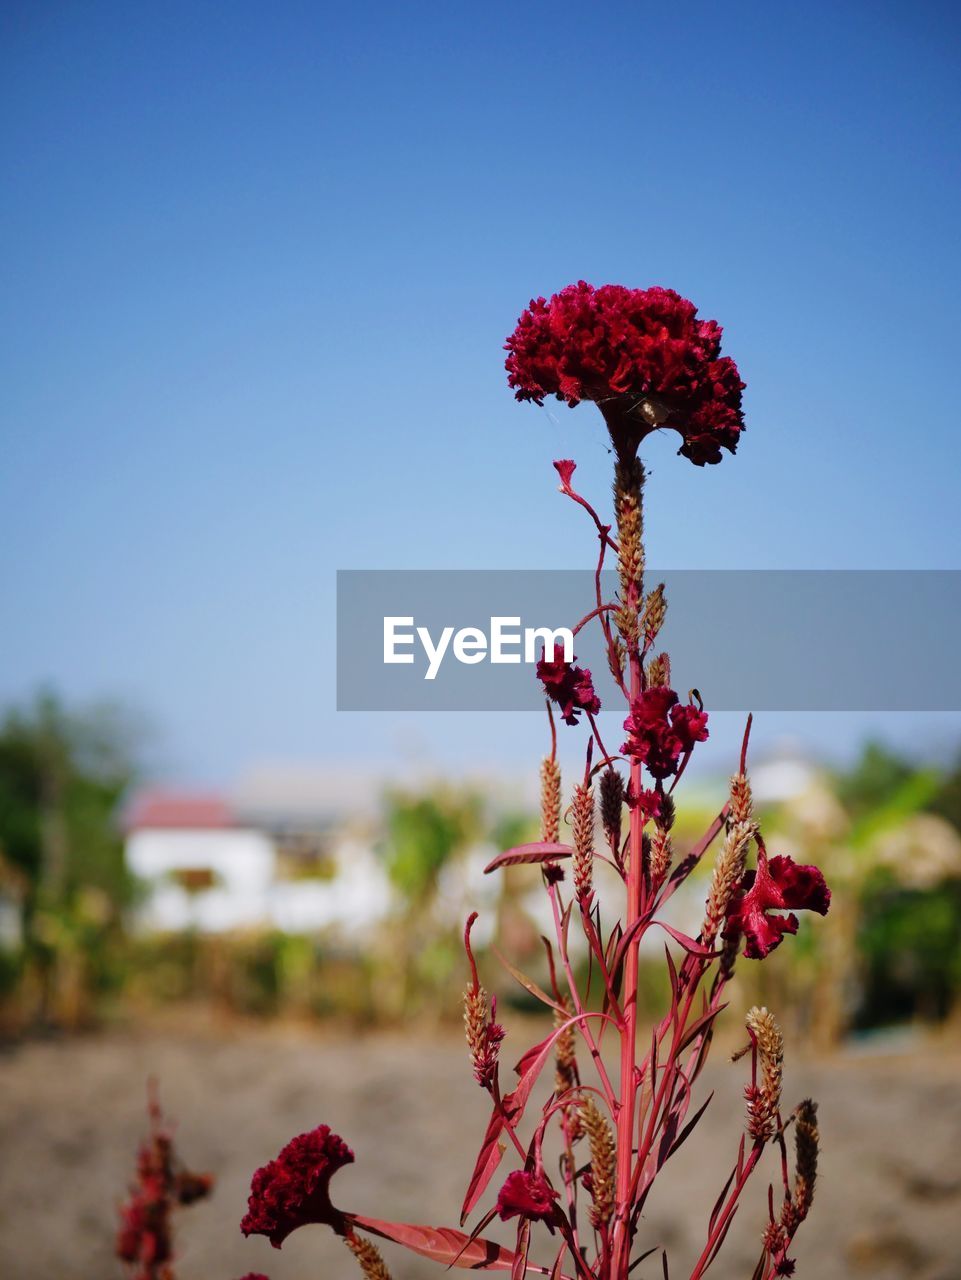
[336,570,961,712]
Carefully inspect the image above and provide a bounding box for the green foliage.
[382,788,480,904]
[857,882,961,1025]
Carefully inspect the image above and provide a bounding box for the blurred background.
[2,2,960,1278]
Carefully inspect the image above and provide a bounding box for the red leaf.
[484,843,574,874]
[351,1216,517,1270]
[651,920,719,957]
[461,1106,508,1224]
[512,1218,531,1280]
[504,1031,563,1121]
[677,1003,728,1054]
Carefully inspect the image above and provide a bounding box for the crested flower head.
[622,686,709,778]
[725,849,831,959]
[537,643,601,725]
[240,1126,355,1248]
[505,282,745,465]
[495,1169,560,1224]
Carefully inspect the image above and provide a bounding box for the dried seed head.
[345,1232,393,1280]
[717,929,740,983]
[649,827,673,889]
[608,634,626,685]
[730,771,754,824]
[463,985,504,1090]
[646,652,671,688]
[580,1097,616,1228]
[613,457,645,644]
[641,583,667,645]
[599,768,624,851]
[540,756,561,844]
[570,783,595,904]
[745,1006,784,1141]
[793,1098,819,1220]
[657,791,676,832]
[701,774,757,944]
[553,997,582,1140]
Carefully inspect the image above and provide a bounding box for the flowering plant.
[237,283,830,1280]
[117,1084,213,1280]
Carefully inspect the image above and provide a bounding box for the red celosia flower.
[627,786,662,822]
[505,282,745,465]
[495,1169,560,1224]
[725,849,831,960]
[553,458,577,488]
[622,687,709,778]
[537,643,601,725]
[241,1126,355,1248]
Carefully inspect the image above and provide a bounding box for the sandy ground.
[1,1018,960,1280]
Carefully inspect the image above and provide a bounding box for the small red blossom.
[627,786,662,822]
[622,687,709,778]
[473,997,506,1090]
[237,1274,271,1280]
[553,458,577,489]
[725,849,831,960]
[537,643,601,725]
[241,1126,354,1248]
[495,1169,560,1224]
[505,282,745,465]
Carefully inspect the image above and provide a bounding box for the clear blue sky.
[2,1,960,783]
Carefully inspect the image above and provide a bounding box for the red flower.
[237,1275,271,1280]
[627,787,662,822]
[725,850,831,960]
[553,458,577,488]
[117,1088,212,1279]
[505,282,745,465]
[622,687,708,778]
[240,1127,355,1248]
[537,643,601,725]
[495,1169,560,1224]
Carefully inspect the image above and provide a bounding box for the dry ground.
[1,1017,959,1280]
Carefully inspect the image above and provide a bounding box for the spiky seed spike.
[646,652,671,688]
[599,768,624,850]
[540,756,561,844]
[745,1007,784,1141]
[641,583,667,644]
[570,783,595,903]
[658,791,676,832]
[608,634,626,685]
[345,1231,393,1280]
[701,771,758,945]
[793,1098,819,1219]
[730,772,754,824]
[580,1097,616,1228]
[613,457,644,644]
[649,828,673,889]
[464,985,489,1072]
[553,996,582,1141]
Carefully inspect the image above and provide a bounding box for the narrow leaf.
[461,1105,507,1223]
[511,1218,531,1280]
[667,1090,715,1159]
[677,1003,728,1055]
[484,843,574,874]
[493,946,566,1014]
[352,1216,517,1271]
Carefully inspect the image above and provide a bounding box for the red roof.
[124,789,235,832]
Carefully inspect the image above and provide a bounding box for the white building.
[123,778,390,936]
